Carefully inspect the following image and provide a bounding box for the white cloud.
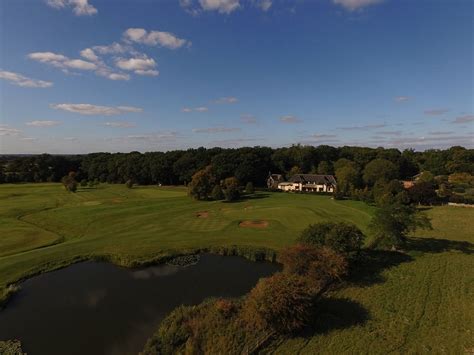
[26,120,62,127]
[80,48,99,62]
[103,121,136,128]
[182,106,209,112]
[199,0,240,14]
[28,51,97,71]
[115,56,159,76]
[214,96,238,104]
[192,127,241,133]
[123,28,190,49]
[45,0,98,16]
[280,115,301,123]
[0,125,21,136]
[92,42,129,55]
[424,108,450,116]
[0,70,53,88]
[50,103,143,115]
[332,0,383,11]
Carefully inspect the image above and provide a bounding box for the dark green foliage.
[80,179,88,187]
[363,159,398,186]
[372,179,408,206]
[369,203,432,249]
[223,177,240,202]
[0,340,25,355]
[245,181,254,194]
[125,179,134,189]
[211,184,225,200]
[408,181,439,205]
[298,222,365,254]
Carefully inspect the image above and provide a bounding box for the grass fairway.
[1,184,473,353]
[0,183,374,300]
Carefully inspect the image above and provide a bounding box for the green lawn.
[0,183,473,353]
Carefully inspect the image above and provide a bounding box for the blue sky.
[0,0,472,154]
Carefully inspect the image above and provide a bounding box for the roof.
[289,174,337,185]
[268,174,284,180]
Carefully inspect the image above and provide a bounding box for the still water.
[0,254,279,355]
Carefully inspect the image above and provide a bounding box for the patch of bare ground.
[196,211,209,218]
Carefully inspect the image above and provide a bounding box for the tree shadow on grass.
[222,193,271,203]
[291,298,369,341]
[406,237,473,255]
[345,250,413,287]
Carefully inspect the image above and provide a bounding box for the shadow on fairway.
[406,237,473,255]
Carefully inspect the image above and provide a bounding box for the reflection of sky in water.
[131,264,181,279]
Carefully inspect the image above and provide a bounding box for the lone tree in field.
[61,171,78,192]
[245,182,254,194]
[369,203,432,249]
[188,165,216,200]
[298,222,365,255]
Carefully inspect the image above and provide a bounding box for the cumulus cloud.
[424,108,450,115]
[80,48,99,62]
[0,70,53,88]
[332,0,383,11]
[199,0,240,14]
[214,96,238,104]
[452,115,474,124]
[192,127,241,133]
[28,51,97,71]
[50,103,143,115]
[115,56,159,76]
[123,28,190,49]
[25,120,62,127]
[92,42,130,55]
[103,121,136,128]
[255,0,272,11]
[280,115,301,123]
[45,0,98,16]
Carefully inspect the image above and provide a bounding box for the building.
[267,172,284,189]
[278,174,337,193]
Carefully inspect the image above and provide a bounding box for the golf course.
[1,183,473,353]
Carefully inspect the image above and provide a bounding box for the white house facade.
[277,174,337,193]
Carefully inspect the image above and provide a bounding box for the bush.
[298,222,365,255]
[0,340,25,355]
[125,179,134,189]
[211,185,224,200]
[242,273,315,334]
[80,179,88,187]
[61,171,78,192]
[223,177,240,202]
[279,244,347,289]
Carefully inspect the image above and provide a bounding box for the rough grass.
[0,183,374,306]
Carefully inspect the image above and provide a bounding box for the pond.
[0,254,279,355]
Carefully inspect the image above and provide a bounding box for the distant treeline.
[0,145,473,186]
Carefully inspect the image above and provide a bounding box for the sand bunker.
[196,211,209,218]
[239,220,269,228]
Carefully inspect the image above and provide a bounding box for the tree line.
[1,145,472,187]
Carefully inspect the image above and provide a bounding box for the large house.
[277,174,337,193]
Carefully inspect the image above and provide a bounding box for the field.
[1,183,473,353]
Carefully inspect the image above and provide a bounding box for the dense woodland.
[1,145,473,203]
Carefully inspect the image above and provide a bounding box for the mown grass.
[1,183,473,354]
[0,183,374,307]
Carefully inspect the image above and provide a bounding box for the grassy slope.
[266,206,474,354]
[0,183,374,297]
